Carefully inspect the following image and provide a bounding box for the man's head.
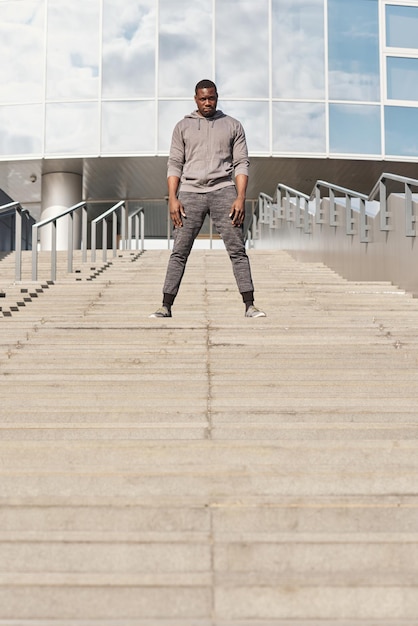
[195,79,218,118]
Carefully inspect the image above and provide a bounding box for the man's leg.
[162,192,208,304]
[209,187,265,316]
[209,187,254,293]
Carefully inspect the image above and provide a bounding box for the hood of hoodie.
[184,109,226,130]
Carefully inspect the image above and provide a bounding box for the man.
[150,79,265,318]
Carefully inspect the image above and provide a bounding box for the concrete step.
[1,248,418,622]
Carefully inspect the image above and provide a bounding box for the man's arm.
[229,174,248,227]
[167,121,186,228]
[168,175,186,228]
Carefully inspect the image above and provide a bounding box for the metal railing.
[257,186,312,235]
[91,200,126,262]
[127,206,145,252]
[91,202,145,261]
[0,201,32,281]
[258,178,381,245]
[279,184,312,234]
[32,201,88,281]
[28,199,145,281]
[311,180,371,242]
[369,172,418,236]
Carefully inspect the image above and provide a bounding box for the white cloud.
[272,0,325,99]
[0,0,44,103]
[329,71,380,102]
[45,103,99,155]
[46,0,100,99]
[0,104,43,155]
[215,0,269,97]
[102,0,156,97]
[158,0,213,96]
[273,102,326,154]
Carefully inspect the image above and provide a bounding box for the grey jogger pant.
[163,187,254,298]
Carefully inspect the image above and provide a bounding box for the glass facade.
[1,0,418,161]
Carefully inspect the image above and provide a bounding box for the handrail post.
[259,195,265,224]
[32,224,38,281]
[379,178,390,231]
[140,209,144,251]
[121,202,127,250]
[51,219,57,282]
[285,190,291,221]
[128,214,133,250]
[67,212,74,274]
[15,207,22,282]
[315,185,323,224]
[345,195,355,236]
[81,204,88,263]
[112,212,117,257]
[276,187,283,220]
[91,222,97,262]
[102,219,107,262]
[405,183,416,236]
[134,214,138,250]
[295,196,302,229]
[329,188,337,227]
[303,198,311,234]
[359,198,370,243]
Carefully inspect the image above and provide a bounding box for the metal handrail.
[0,201,32,281]
[258,173,418,245]
[127,207,145,252]
[278,184,311,234]
[91,200,125,262]
[31,201,87,281]
[369,172,418,236]
[257,192,274,226]
[311,180,370,241]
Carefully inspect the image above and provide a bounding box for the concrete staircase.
[1,248,418,624]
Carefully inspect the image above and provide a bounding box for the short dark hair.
[195,79,217,94]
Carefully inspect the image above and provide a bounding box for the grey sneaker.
[149,305,172,318]
[245,305,266,318]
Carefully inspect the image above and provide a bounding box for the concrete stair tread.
[1,249,418,621]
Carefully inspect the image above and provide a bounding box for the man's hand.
[169,197,186,228]
[229,196,245,227]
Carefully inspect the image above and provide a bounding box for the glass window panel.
[385,105,418,157]
[102,0,156,98]
[328,0,380,101]
[0,104,43,156]
[220,101,269,153]
[0,0,45,104]
[272,0,325,99]
[387,57,418,101]
[272,102,326,154]
[158,0,212,98]
[45,102,99,155]
[386,4,418,49]
[216,0,269,98]
[158,100,194,153]
[329,103,381,155]
[101,101,155,154]
[46,0,100,100]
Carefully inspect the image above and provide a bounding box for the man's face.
[195,87,218,118]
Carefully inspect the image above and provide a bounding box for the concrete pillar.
[40,172,82,251]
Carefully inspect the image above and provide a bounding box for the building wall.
[1,0,418,165]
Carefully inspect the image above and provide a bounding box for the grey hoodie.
[167,109,250,193]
